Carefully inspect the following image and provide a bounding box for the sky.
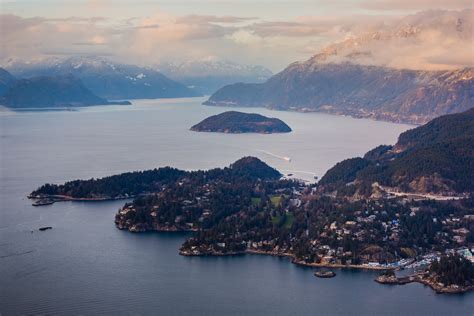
[1,0,473,71]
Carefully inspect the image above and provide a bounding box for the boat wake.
[258,150,291,162]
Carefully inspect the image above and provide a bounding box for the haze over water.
[1,98,472,315]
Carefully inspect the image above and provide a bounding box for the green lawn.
[270,195,282,207]
[251,197,261,206]
[284,213,294,228]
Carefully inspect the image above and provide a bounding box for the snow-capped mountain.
[156,60,272,95]
[4,56,200,100]
[308,9,473,69]
[204,10,474,124]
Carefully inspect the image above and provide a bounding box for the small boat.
[287,173,294,177]
[283,157,291,162]
[39,226,52,231]
[314,270,336,278]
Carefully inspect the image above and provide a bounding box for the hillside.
[190,111,291,134]
[205,62,474,124]
[319,108,474,195]
[0,68,15,96]
[5,56,201,100]
[0,75,130,108]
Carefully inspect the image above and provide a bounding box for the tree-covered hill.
[30,157,281,199]
[319,108,474,195]
[191,111,291,134]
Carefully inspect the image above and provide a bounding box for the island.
[30,109,474,294]
[190,111,292,134]
[314,270,336,278]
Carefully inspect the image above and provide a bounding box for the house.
[453,228,470,235]
[321,256,334,264]
[289,198,302,207]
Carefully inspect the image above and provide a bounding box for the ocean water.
[1,98,472,315]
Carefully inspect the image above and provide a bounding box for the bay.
[1,98,472,315]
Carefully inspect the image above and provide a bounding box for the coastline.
[179,248,393,271]
[375,274,474,294]
[115,221,199,233]
[189,127,289,134]
[28,194,135,206]
[203,102,421,126]
[180,247,473,294]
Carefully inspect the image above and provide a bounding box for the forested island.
[190,111,292,134]
[29,109,474,293]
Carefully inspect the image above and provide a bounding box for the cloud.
[228,30,262,44]
[360,0,473,11]
[0,14,117,60]
[308,9,474,70]
[176,15,257,24]
[247,21,328,37]
[0,8,473,71]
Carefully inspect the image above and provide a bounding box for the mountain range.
[156,60,272,95]
[4,57,200,100]
[205,62,473,124]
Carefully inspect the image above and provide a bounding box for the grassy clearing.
[271,212,294,229]
[284,213,294,229]
[400,247,417,258]
[251,197,261,206]
[270,195,282,207]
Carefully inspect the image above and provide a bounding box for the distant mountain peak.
[307,9,473,70]
[4,56,200,100]
[156,59,272,95]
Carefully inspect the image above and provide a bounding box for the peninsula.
[190,111,292,134]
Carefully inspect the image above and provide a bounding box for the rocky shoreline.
[115,220,198,233]
[28,194,135,206]
[375,273,474,294]
[181,247,472,293]
[179,248,393,271]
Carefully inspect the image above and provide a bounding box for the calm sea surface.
[1,98,472,315]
